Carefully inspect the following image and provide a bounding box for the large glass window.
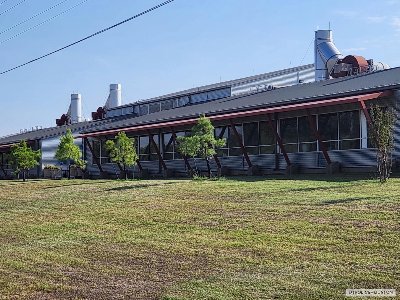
[259,121,275,154]
[100,140,110,164]
[174,131,185,159]
[149,135,160,161]
[92,140,100,164]
[318,110,360,150]
[319,113,339,150]
[243,122,259,155]
[280,117,298,153]
[298,116,317,152]
[163,133,174,160]
[139,136,150,161]
[339,111,360,149]
[228,125,243,156]
[215,126,229,157]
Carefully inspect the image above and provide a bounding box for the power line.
[0,0,28,16]
[0,0,88,45]
[0,0,70,36]
[0,0,175,75]
[299,38,313,65]
[0,0,11,6]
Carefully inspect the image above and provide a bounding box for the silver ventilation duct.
[314,30,343,81]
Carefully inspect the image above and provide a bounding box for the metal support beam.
[84,137,104,174]
[171,129,192,172]
[148,131,167,171]
[267,114,291,166]
[359,99,379,145]
[229,120,252,168]
[359,99,373,125]
[306,110,332,165]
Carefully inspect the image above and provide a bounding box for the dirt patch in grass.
[24,248,216,300]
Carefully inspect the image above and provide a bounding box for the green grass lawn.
[0,176,398,299]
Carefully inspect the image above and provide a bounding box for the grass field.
[0,176,399,299]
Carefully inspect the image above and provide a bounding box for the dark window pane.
[100,157,110,164]
[92,140,100,160]
[161,99,174,111]
[140,136,149,154]
[216,148,229,157]
[243,122,259,146]
[175,96,189,107]
[246,146,259,155]
[149,135,159,153]
[283,144,298,153]
[215,126,228,139]
[228,125,243,148]
[319,113,338,141]
[163,133,173,153]
[150,154,159,161]
[322,141,338,151]
[259,121,275,146]
[340,139,360,150]
[149,103,160,113]
[339,111,360,140]
[298,116,315,143]
[299,142,317,152]
[164,153,174,160]
[140,154,149,161]
[139,105,148,116]
[229,148,242,156]
[260,145,275,154]
[280,118,298,144]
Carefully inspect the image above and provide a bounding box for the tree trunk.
[23,170,26,182]
[206,158,211,178]
[124,165,128,180]
[68,163,71,180]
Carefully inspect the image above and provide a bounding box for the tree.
[177,115,226,178]
[55,129,85,179]
[369,105,396,183]
[105,131,138,180]
[10,141,41,182]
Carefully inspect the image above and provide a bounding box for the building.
[1,30,399,179]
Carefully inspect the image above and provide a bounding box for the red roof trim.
[78,91,391,138]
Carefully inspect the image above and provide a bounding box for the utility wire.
[299,38,313,66]
[0,0,88,45]
[0,0,11,6]
[0,0,70,36]
[0,0,175,75]
[0,0,27,16]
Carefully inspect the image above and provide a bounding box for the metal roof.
[81,67,400,134]
[1,66,399,145]
[108,64,315,110]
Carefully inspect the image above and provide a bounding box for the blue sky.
[1,0,400,136]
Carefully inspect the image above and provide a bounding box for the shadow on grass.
[106,181,177,191]
[42,180,109,189]
[319,197,374,206]
[226,174,377,183]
